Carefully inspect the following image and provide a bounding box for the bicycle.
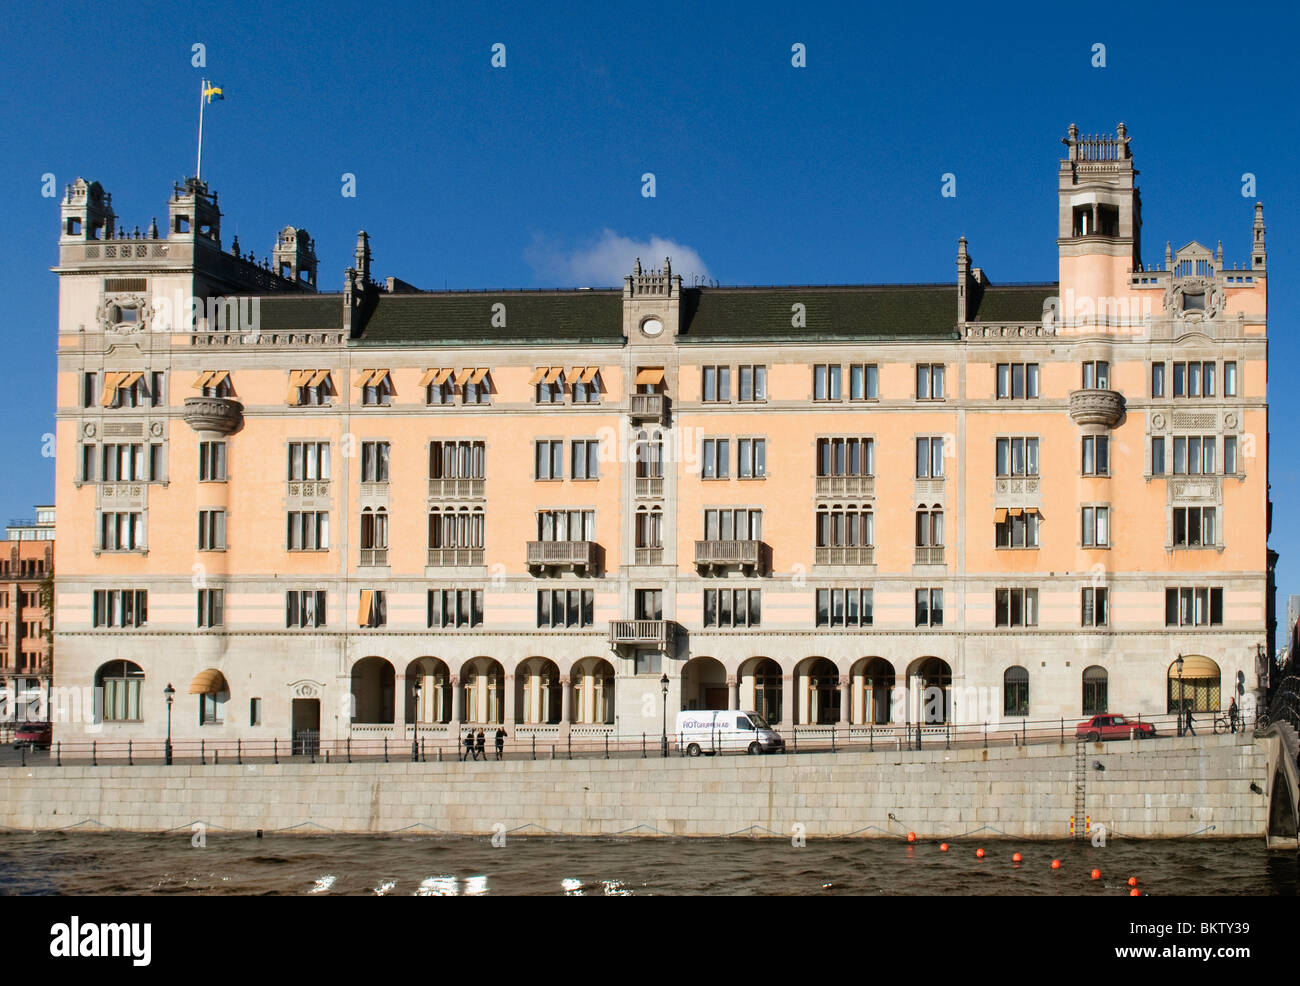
[1213,711,1240,735]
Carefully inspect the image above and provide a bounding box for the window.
[996,363,1039,399]
[633,650,662,675]
[286,590,327,628]
[1081,506,1110,547]
[287,442,330,481]
[704,508,763,541]
[92,589,148,628]
[462,370,492,405]
[537,509,595,541]
[535,440,565,480]
[815,588,874,627]
[80,442,98,482]
[1082,361,1109,389]
[287,511,329,551]
[250,698,262,726]
[1081,586,1109,627]
[1224,436,1238,475]
[149,443,164,482]
[573,370,602,404]
[101,443,145,482]
[430,441,485,479]
[427,506,484,550]
[1173,507,1216,548]
[536,368,566,404]
[1172,436,1216,475]
[197,588,224,628]
[1164,587,1224,627]
[915,588,943,627]
[1151,362,1166,397]
[83,371,98,408]
[201,372,232,398]
[814,365,842,401]
[360,507,389,556]
[702,366,731,402]
[996,437,1039,477]
[357,589,386,628]
[97,660,144,722]
[916,363,945,400]
[702,438,730,479]
[360,441,390,482]
[995,509,1040,548]
[151,371,166,407]
[427,376,455,405]
[360,371,393,406]
[915,508,943,547]
[737,438,766,478]
[290,371,333,406]
[636,506,663,548]
[100,511,143,551]
[915,437,945,478]
[849,363,879,401]
[817,437,874,477]
[1224,361,1238,397]
[738,365,767,402]
[1004,667,1029,716]
[199,441,227,481]
[703,588,762,627]
[571,440,600,480]
[1173,361,1215,398]
[1082,667,1108,716]
[537,589,594,628]
[198,509,227,551]
[1082,435,1109,476]
[428,588,484,628]
[995,588,1039,627]
[635,431,664,478]
[635,588,663,621]
[816,505,873,547]
[1151,436,1166,475]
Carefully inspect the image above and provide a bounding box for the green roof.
[355,291,624,346]
[259,294,345,331]
[970,284,1056,322]
[679,285,959,342]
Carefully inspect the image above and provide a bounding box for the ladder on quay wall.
[1073,738,1087,840]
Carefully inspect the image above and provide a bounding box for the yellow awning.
[192,371,215,390]
[527,367,546,385]
[453,368,472,386]
[635,368,665,385]
[1025,507,1039,517]
[417,368,439,388]
[119,371,144,388]
[370,369,391,387]
[357,589,373,626]
[1008,507,1024,517]
[209,370,229,388]
[286,370,310,404]
[1170,656,1220,679]
[99,371,126,406]
[434,367,454,386]
[188,669,228,695]
[580,366,600,384]
[544,366,564,384]
[469,367,489,385]
[354,369,376,387]
[308,369,330,388]
[994,508,1008,524]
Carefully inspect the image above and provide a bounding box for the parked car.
[14,721,52,751]
[1076,714,1156,742]
[676,710,785,755]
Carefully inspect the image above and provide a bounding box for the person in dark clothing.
[495,727,507,760]
[475,728,486,760]
[462,729,474,761]
[1184,708,1196,736]
[1229,698,1239,734]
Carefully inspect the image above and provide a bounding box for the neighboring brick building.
[1,506,54,726]
[50,124,1271,748]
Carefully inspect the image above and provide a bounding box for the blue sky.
[1,1,1295,639]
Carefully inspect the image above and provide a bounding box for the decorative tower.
[273,226,318,286]
[1057,122,1142,303]
[1252,202,1267,270]
[59,178,116,242]
[167,177,222,245]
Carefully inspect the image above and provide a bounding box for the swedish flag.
[203,82,224,104]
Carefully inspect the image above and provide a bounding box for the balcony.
[635,476,664,498]
[914,546,946,565]
[182,396,243,435]
[609,619,675,651]
[527,540,599,576]
[635,547,664,565]
[815,546,875,566]
[427,547,485,567]
[286,479,330,499]
[694,539,763,575]
[428,477,485,500]
[629,393,666,423]
[815,475,875,498]
[1069,389,1125,428]
[360,548,388,567]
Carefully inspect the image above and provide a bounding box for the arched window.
[1082,666,1108,716]
[360,507,388,549]
[636,506,663,548]
[1167,656,1221,714]
[1004,666,1029,717]
[635,430,664,478]
[95,660,144,722]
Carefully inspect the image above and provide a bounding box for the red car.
[13,722,52,751]
[1076,714,1156,742]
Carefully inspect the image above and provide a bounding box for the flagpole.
[196,78,206,181]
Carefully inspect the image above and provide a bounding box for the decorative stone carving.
[1068,389,1125,427]
[182,395,244,435]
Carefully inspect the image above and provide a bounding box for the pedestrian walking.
[475,728,486,760]
[495,727,507,760]
[462,728,474,761]
[1229,698,1239,734]
[1185,708,1196,736]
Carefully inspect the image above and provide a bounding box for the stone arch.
[351,656,395,724]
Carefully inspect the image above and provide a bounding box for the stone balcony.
[182,395,243,435]
[635,476,664,498]
[629,393,666,423]
[815,475,875,498]
[428,477,485,500]
[694,539,763,575]
[527,540,599,576]
[814,545,875,566]
[609,619,675,652]
[914,545,946,565]
[1069,388,1125,427]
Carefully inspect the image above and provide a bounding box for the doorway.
[292,698,320,755]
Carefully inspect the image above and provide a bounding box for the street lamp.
[163,682,175,765]
[660,673,670,758]
[1174,655,1185,737]
[410,677,422,761]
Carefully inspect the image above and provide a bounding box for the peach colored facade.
[50,125,1272,748]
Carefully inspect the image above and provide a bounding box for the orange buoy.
[1012,852,1022,863]
[907,832,916,843]
[939,843,949,852]
[1130,888,1141,896]
[976,848,985,858]
[1127,876,1138,887]
[1091,869,1101,880]
[1050,859,1061,869]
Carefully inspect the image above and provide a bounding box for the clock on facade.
[641,317,663,337]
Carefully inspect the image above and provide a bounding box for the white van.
[675,710,785,756]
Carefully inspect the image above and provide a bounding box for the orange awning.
[286,370,310,404]
[188,669,228,695]
[1025,507,1039,517]
[994,508,1008,524]
[417,368,439,388]
[192,371,215,390]
[209,370,229,388]
[544,366,564,384]
[119,371,144,388]
[1008,507,1024,517]
[370,369,391,387]
[453,368,472,386]
[469,367,489,385]
[580,366,600,384]
[527,367,546,385]
[434,367,454,386]
[354,369,376,387]
[308,369,330,388]
[635,368,665,385]
[357,589,373,626]
[99,371,126,406]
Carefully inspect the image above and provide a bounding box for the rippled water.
[0,833,1294,895]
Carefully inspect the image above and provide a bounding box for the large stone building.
[51,124,1271,750]
[1,507,55,728]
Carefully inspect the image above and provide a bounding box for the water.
[0,832,1294,895]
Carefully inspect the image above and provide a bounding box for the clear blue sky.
[1,1,1295,639]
